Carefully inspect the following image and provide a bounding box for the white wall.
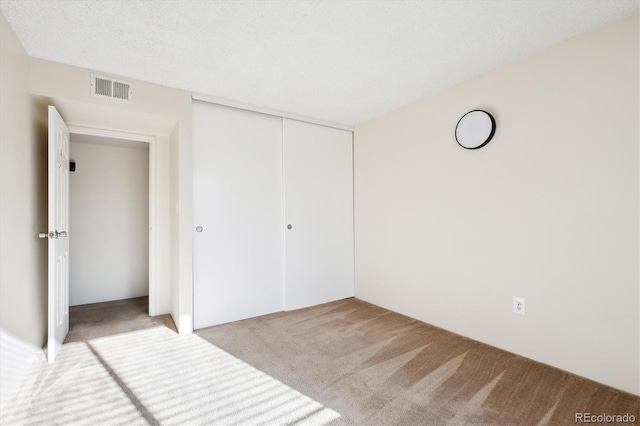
[69,138,149,306]
[354,15,639,395]
[0,13,48,346]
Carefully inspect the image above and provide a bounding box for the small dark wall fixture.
[70,161,76,172]
[455,110,496,149]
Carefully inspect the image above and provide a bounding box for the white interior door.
[193,102,284,329]
[46,106,70,362]
[283,119,354,311]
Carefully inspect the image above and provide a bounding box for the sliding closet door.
[283,119,354,311]
[193,102,284,329]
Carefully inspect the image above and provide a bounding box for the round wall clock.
[455,110,496,150]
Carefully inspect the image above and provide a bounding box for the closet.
[192,101,354,329]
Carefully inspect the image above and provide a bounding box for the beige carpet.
[5,297,637,425]
[197,298,640,425]
[65,297,176,343]
[1,326,342,425]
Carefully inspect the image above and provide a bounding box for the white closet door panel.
[193,102,284,329]
[283,119,354,311]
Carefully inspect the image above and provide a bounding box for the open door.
[44,106,70,362]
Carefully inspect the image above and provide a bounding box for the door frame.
[67,125,158,315]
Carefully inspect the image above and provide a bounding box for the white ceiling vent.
[91,74,133,103]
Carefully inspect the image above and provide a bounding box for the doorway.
[67,126,157,316]
[68,132,150,307]
[40,98,178,359]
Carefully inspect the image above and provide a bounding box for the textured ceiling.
[1,1,638,127]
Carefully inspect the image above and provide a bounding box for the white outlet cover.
[513,296,526,315]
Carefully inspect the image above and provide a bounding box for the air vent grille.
[95,77,112,96]
[113,81,130,100]
[91,74,133,103]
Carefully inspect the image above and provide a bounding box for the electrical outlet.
[513,297,525,315]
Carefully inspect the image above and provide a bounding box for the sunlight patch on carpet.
[2,327,342,425]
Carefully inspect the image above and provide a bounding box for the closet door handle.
[287,224,292,230]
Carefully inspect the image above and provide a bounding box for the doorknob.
[56,231,68,238]
[38,231,57,239]
[196,226,203,233]
[287,224,292,230]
